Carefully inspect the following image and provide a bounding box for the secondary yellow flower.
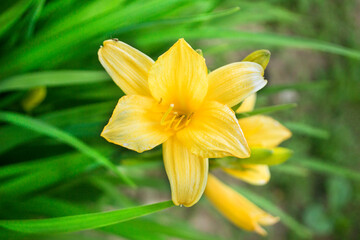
[224,93,292,185]
[205,50,292,235]
[205,174,279,236]
[98,39,267,207]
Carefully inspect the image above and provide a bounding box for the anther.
[158,98,163,104]
[173,115,186,131]
[185,112,194,126]
[165,115,177,130]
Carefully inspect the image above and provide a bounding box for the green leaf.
[292,158,360,181]
[236,103,297,118]
[284,122,330,139]
[25,0,46,39]
[0,0,186,76]
[137,28,360,59]
[0,201,174,233]
[0,111,134,187]
[271,164,309,177]
[0,153,89,198]
[0,101,115,154]
[0,71,110,92]
[0,0,34,36]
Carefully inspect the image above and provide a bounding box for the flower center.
[160,103,193,131]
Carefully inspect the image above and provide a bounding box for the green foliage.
[0,0,359,239]
[0,201,174,233]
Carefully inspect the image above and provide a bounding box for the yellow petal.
[206,62,266,108]
[177,101,250,158]
[163,136,208,207]
[205,174,279,235]
[223,164,270,185]
[98,39,153,96]
[239,115,292,148]
[242,49,271,70]
[148,39,208,113]
[236,93,257,113]
[101,95,172,153]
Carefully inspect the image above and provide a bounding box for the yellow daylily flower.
[205,174,279,236]
[98,38,267,207]
[204,50,291,235]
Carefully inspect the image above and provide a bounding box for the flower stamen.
[185,112,194,127]
[173,114,186,131]
[161,103,174,125]
[160,104,194,131]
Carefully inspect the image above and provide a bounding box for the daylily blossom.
[98,38,267,207]
[223,92,292,185]
[205,74,292,235]
[205,174,279,236]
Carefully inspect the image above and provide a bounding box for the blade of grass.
[0,111,135,187]
[0,0,34,36]
[284,122,330,139]
[5,196,221,240]
[0,92,25,109]
[292,158,360,181]
[136,28,360,59]
[262,81,329,94]
[0,0,186,76]
[0,153,90,198]
[0,101,115,154]
[236,103,297,118]
[0,200,173,233]
[25,0,45,39]
[0,71,110,92]
[110,7,240,36]
[0,152,82,179]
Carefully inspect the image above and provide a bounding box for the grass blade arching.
[0,111,135,186]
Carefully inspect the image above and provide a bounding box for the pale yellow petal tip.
[172,199,197,208]
[254,216,279,236]
[254,225,268,236]
[242,49,271,70]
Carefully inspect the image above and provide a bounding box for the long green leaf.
[110,7,240,36]
[284,122,330,139]
[0,0,185,76]
[0,153,89,198]
[292,158,360,181]
[236,103,297,118]
[0,71,110,92]
[0,201,173,233]
[0,111,134,186]
[4,196,220,240]
[136,28,360,59]
[0,0,34,36]
[0,101,115,154]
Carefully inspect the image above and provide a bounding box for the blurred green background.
[0,0,359,239]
